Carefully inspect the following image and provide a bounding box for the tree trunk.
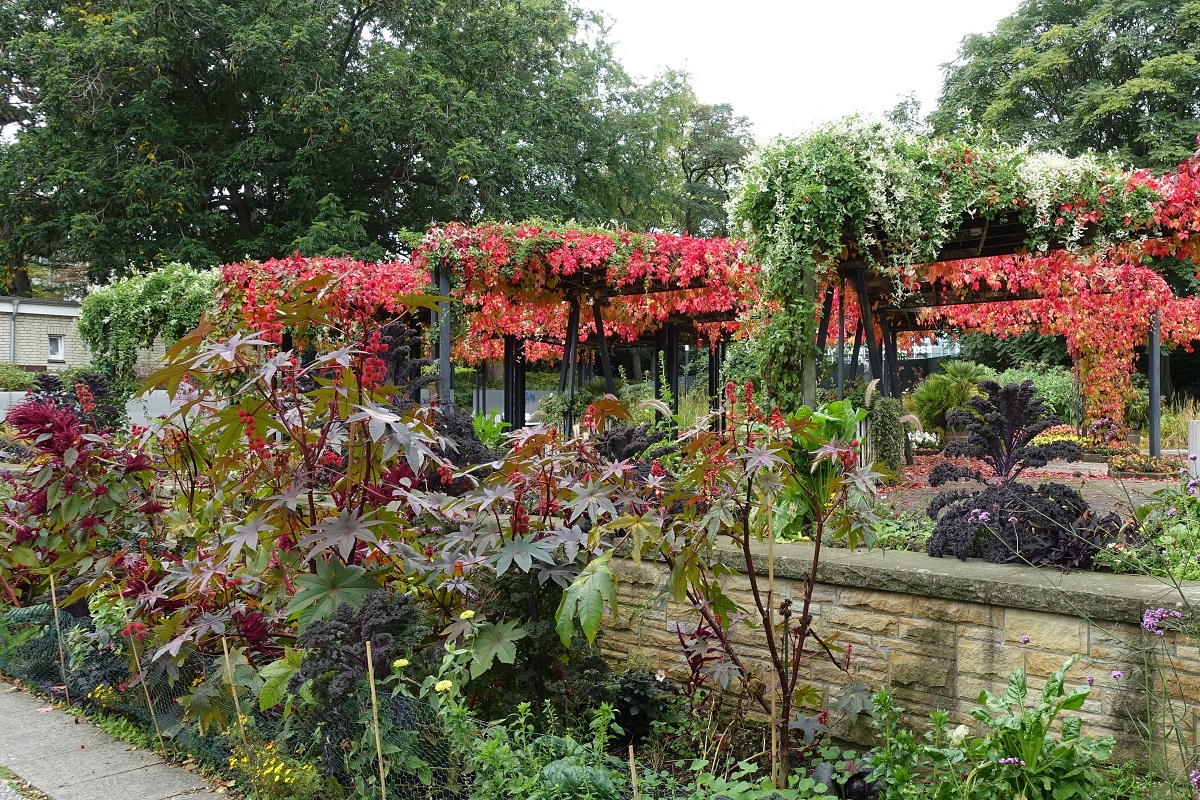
[1,223,31,296]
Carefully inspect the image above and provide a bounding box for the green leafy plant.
[927,656,1113,800]
[0,363,36,392]
[473,410,510,449]
[77,263,217,398]
[908,361,992,435]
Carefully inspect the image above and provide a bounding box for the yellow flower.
[459,610,475,620]
[392,658,410,670]
[434,679,454,693]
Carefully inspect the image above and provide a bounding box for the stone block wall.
[601,543,1200,764]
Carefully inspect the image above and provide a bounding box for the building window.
[48,335,65,362]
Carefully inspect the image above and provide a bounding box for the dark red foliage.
[5,399,82,456]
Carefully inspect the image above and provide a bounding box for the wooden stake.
[221,636,248,753]
[122,598,165,752]
[628,744,639,800]
[47,573,72,706]
[365,640,388,800]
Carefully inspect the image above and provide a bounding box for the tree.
[0,0,739,293]
[679,102,753,237]
[931,0,1200,170]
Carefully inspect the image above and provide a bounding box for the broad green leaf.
[286,560,380,629]
[258,647,304,711]
[555,553,617,647]
[468,620,527,679]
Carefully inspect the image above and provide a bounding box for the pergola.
[495,284,738,430]
[824,211,1167,454]
[412,223,758,430]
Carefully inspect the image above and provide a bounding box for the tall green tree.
[0,0,742,293]
[931,0,1200,170]
[679,102,753,237]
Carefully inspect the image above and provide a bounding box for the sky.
[584,0,1024,140]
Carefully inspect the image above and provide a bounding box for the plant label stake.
[628,744,639,800]
[221,636,248,754]
[365,640,388,800]
[47,573,72,707]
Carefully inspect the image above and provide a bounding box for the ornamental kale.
[926,381,1110,566]
[289,590,426,772]
[935,380,1081,486]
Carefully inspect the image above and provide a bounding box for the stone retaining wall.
[601,543,1200,763]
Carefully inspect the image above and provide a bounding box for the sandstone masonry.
[601,542,1200,765]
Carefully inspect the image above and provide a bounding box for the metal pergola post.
[852,271,882,384]
[1150,308,1161,457]
[665,322,680,415]
[502,335,526,428]
[437,269,454,409]
[592,298,616,395]
[837,278,846,400]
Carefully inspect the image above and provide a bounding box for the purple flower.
[1008,516,1018,524]
[1020,635,1030,644]
[979,511,992,523]
[1085,675,1094,686]
[1189,454,1198,461]
[998,757,1025,766]
[1111,670,1123,679]
[1168,508,1177,518]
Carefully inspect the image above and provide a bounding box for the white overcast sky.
[585,0,1023,140]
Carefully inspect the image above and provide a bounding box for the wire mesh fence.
[0,604,694,800]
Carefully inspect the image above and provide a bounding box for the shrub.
[907,360,991,433]
[867,394,905,477]
[994,364,1079,423]
[1108,452,1181,475]
[0,363,35,392]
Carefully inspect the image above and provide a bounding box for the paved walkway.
[0,683,221,800]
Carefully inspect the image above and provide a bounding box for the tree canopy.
[931,0,1200,170]
[0,0,750,293]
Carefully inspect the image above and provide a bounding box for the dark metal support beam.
[849,320,863,383]
[558,298,581,395]
[559,298,581,432]
[592,298,616,396]
[837,279,845,400]
[1150,309,1161,456]
[852,271,882,384]
[665,323,680,416]
[437,269,454,409]
[816,285,835,354]
[502,336,526,428]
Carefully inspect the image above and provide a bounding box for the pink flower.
[1020,635,1030,644]
[1111,670,1123,679]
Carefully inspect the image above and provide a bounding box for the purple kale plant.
[925,381,1115,566]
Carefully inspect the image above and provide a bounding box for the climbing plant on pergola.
[413,222,762,426]
[731,118,1200,440]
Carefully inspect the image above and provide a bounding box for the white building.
[0,296,89,370]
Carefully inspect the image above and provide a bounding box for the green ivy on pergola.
[731,118,1200,449]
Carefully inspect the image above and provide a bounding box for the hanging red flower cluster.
[411,222,762,363]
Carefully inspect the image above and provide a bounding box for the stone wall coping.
[702,541,1200,625]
